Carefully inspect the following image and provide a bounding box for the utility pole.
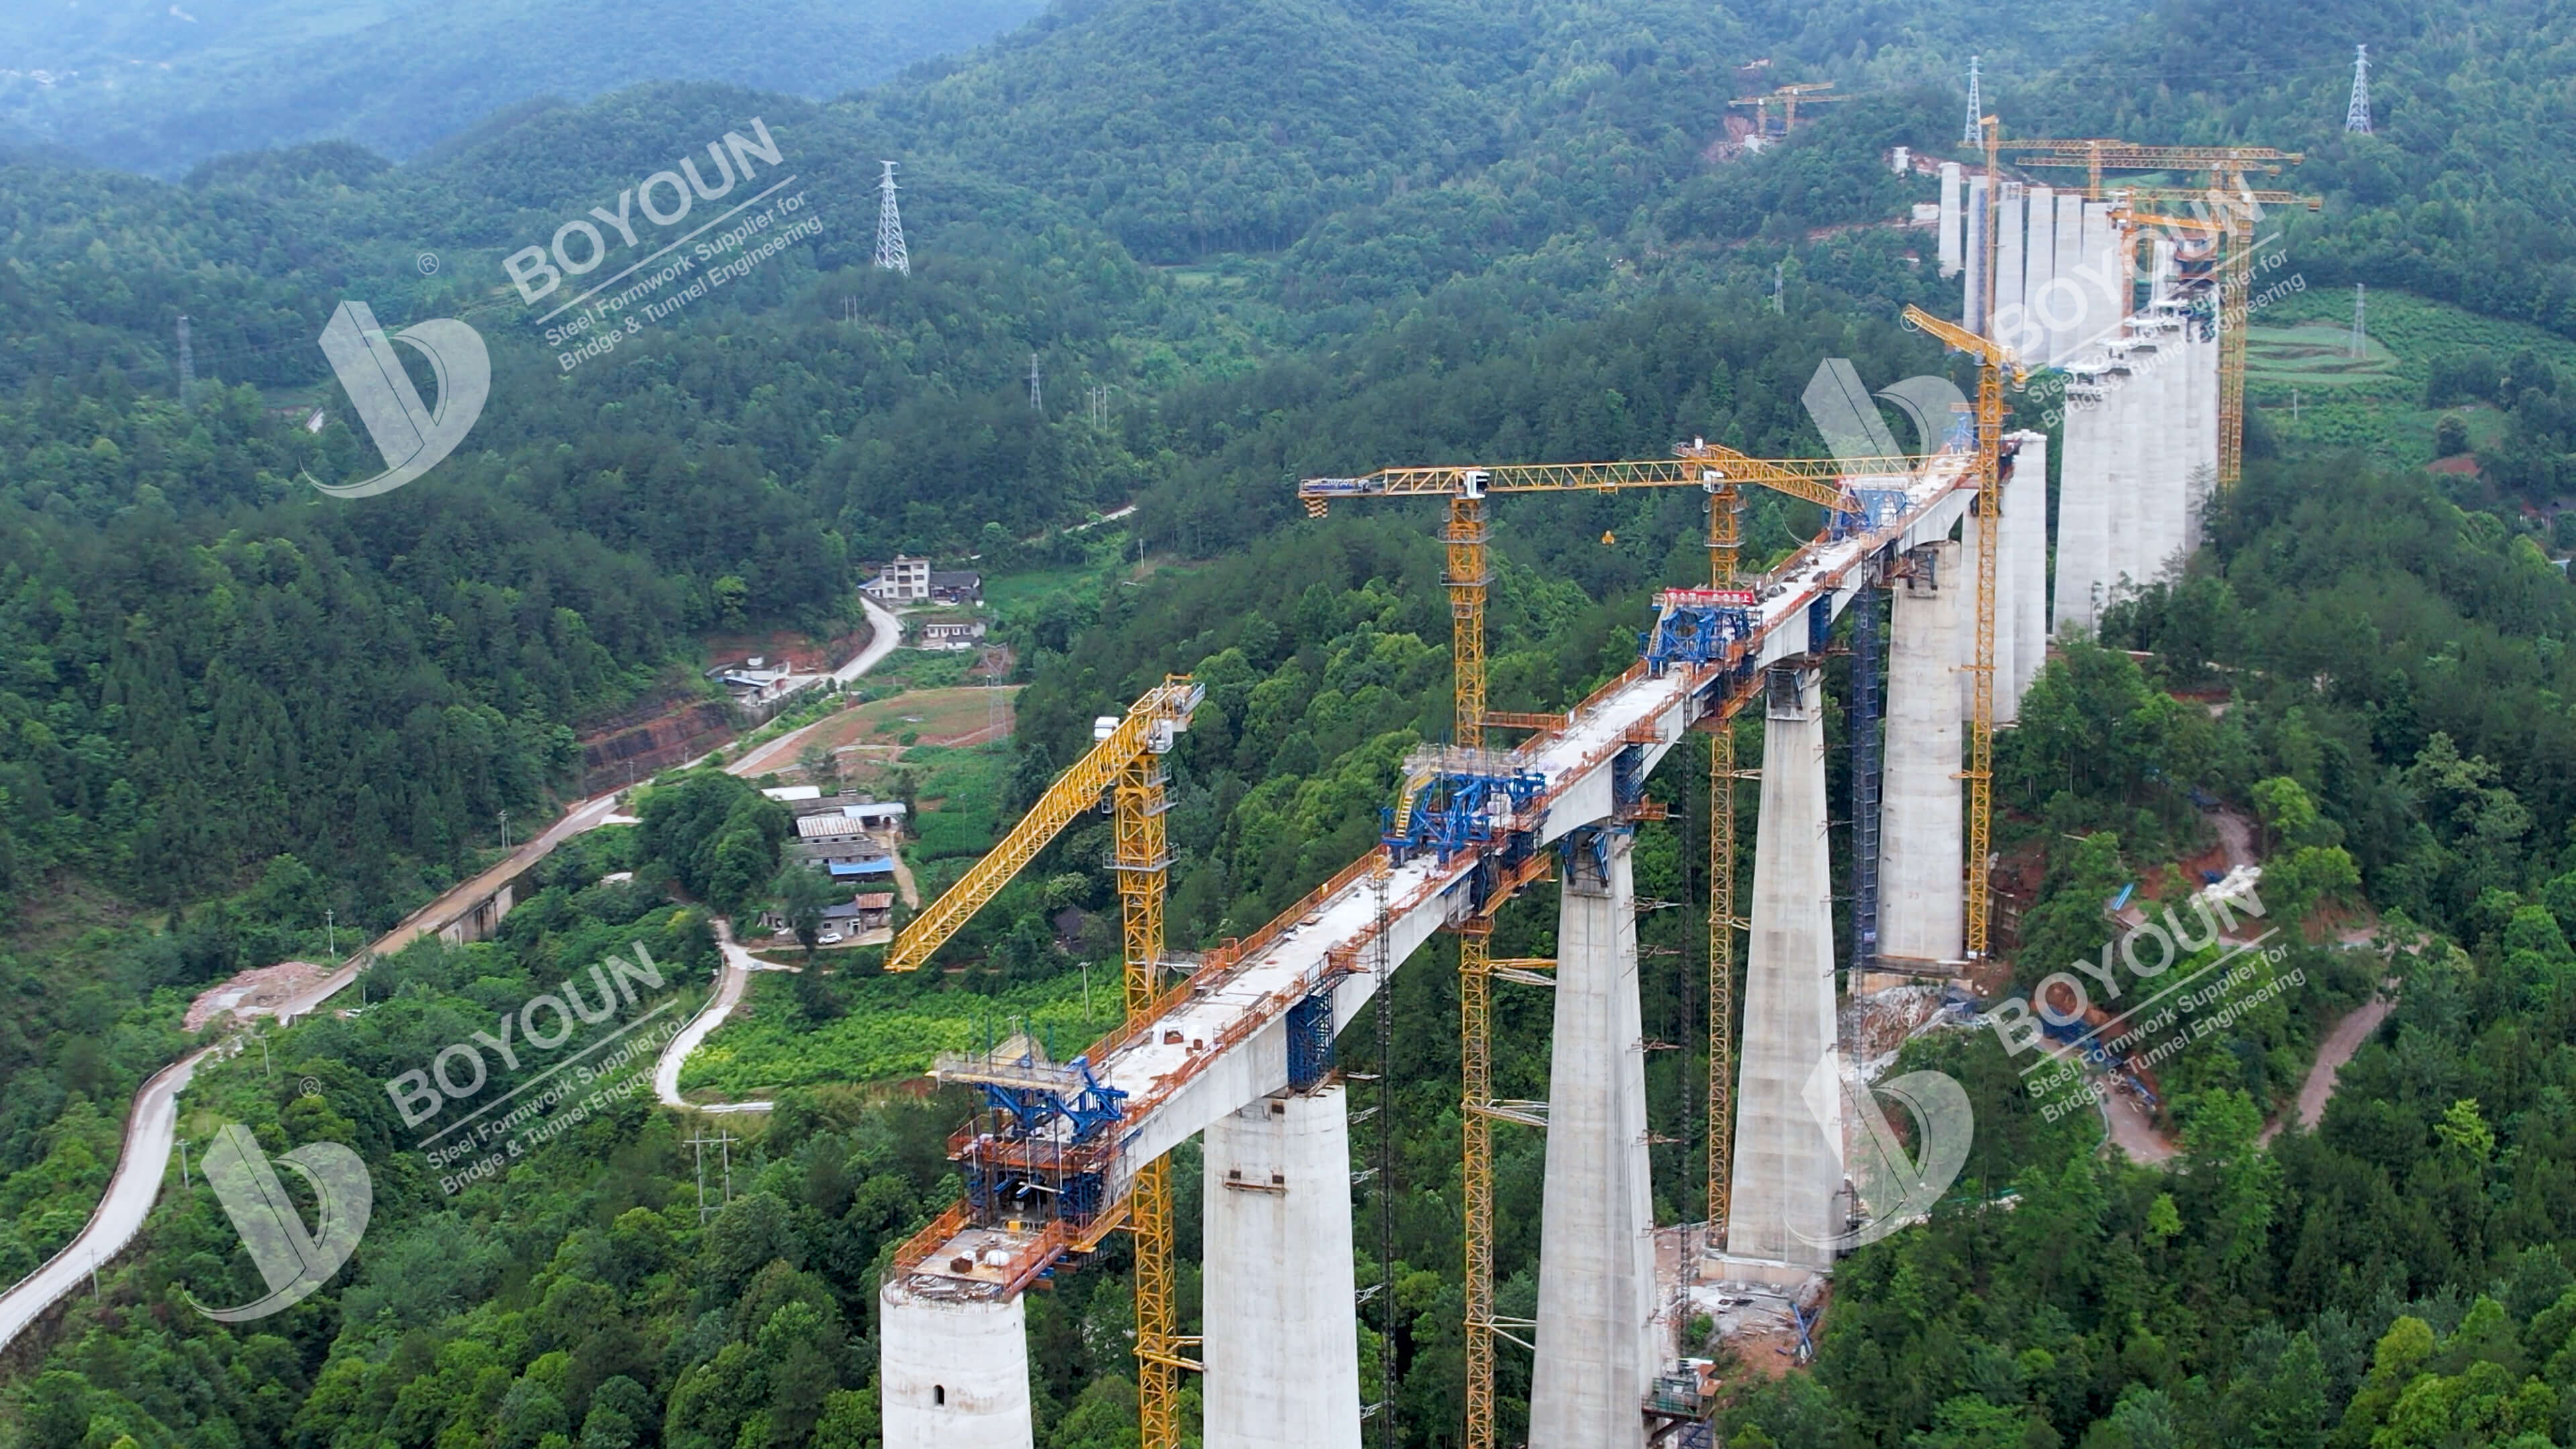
[325,908,335,960]
[687,1128,739,1221]
[2346,44,2373,134]
[1962,56,1982,145]
[2351,283,2367,359]
[498,809,511,853]
[874,161,910,275]
[1028,353,1043,414]
[176,315,195,407]
[178,1137,191,1189]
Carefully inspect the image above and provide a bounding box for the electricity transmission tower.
[874,161,910,274]
[1028,354,1043,413]
[1962,56,1982,143]
[2350,284,2367,360]
[2345,45,2373,134]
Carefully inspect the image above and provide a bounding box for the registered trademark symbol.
[299,1077,323,1098]
[416,252,440,276]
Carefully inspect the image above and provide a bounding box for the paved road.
[0,788,629,1350]
[0,1051,203,1350]
[653,924,775,1115]
[727,599,901,779]
[0,598,902,1350]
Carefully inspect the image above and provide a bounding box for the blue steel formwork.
[1383,756,1548,867]
[1285,986,1338,1091]
[943,1050,1130,1230]
[1642,588,1756,676]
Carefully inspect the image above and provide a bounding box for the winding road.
[652,925,777,1115]
[0,600,902,1352]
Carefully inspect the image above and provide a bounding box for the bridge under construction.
[875,128,2309,1449]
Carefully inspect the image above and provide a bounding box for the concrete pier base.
[880,1285,1035,1449]
[1204,1086,1363,1449]
[1723,667,1844,1277]
[1530,826,1657,1449]
[1880,543,1964,969]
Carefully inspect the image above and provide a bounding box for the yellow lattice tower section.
[1969,124,2004,961]
[1449,482,1497,1447]
[1457,920,1497,1449]
[885,679,1199,974]
[1116,748,1190,1449]
[1446,492,1491,748]
[1702,486,1746,1250]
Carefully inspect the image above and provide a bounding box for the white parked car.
[818,930,843,945]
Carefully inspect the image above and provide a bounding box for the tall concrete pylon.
[2184,324,2218,557]
[2137,319,2181,582]
[1531,826,1660,1446]
[880,1290,1034,1449]
[2049,193,2086,365]
[1937,162,1964,277]
[1963,174,1990,331]
[2017,185,2053,363]
[2080,201,2120,345]
[1721,667,1843,1281]
[1878,544,1963,971]
[2006,430,2048,703]
[1203,1087,1363,1449]
[2101,343,2141,600]
[2055,372,2108,639]
[1993,184,2027,359]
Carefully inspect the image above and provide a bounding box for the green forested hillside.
[11,0,2576,1447]
[0,0,1046,176]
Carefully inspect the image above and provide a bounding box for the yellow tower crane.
[1999,138,2320,488]
[880,676,1203,1449]
[1902,294,2023,961]
[1728,80,1856,138]
[1300,440,1919,1449]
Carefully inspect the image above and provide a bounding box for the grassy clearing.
[906,746,1006,866]
[985,557,1111,612]
[678,967,1122,1094]
[2242,287,2576,464]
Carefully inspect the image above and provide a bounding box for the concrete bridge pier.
[879,1286,1034,1449]
[1203,1085,1364,1449]
[1529,824,1658,1449]
[1880,542,1964,974]
[1722,665,1844,1283]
